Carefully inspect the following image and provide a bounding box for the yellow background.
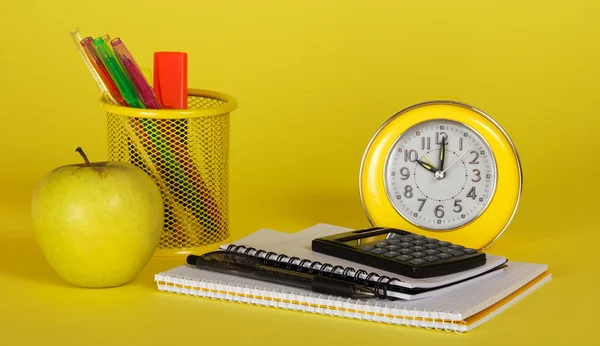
[0,0,598,344]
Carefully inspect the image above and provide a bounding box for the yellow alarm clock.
[359,101,522,250]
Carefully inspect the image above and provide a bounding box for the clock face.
[384,119,497,231]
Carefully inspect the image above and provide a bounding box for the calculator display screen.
[340,232,400,247]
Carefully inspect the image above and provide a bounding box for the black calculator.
[311,227,486,278]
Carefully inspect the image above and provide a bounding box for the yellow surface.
[0,0,598,345]
[360,101,522,250]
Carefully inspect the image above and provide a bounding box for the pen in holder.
[100,89,237,257]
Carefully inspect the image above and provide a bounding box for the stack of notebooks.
[154,224,551,332]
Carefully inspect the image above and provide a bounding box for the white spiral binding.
[155,262,463,332]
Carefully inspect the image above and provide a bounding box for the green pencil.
[93,35,144,108]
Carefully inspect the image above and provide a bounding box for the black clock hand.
[416,159,438,174]
[439,136,446,172]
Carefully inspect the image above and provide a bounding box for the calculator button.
[386,239,401,245]
[411,252,426,258]
[409,258,426,265]
[412,246,426,252]
[438,253,453,259]
[447,249,465,257]
[375,242,388,248]
[449,244,464,250]
[425,238,439,244]
[412,234,426,239]
[423,255,440,262]
[424,249,439,255]
[383,251,400,257]
[437,241,451,246]
[400,236,414,242]
[399,249,414,254]
[360,245,374,251]
[370,248,388,254]
[395,255,413,261]
[386,245,400,251]
[437,247,452,253]
[412,240,427,245]
[424,243,439,249]
[399,242,413,248]
[463,248,478,254]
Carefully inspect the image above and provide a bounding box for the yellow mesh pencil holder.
[99,89,237,257]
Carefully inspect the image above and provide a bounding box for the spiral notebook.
[154,224,551,332]
[216,224,511,297]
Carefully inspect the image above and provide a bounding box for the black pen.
[186,251,376,299]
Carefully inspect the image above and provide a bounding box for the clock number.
[466,186,477,200]
[453,199,462,212]
[417,198,426,211]
[472,169,481,182]
[421,137,431,150]
[469,151,479,164]
[400,167,410,180]
[459,137,463,151]
[434,205,444,218]
[404,185,413,198]
[404,149,418,162]
[435,132,448,144]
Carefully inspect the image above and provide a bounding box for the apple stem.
[75,147,90,166]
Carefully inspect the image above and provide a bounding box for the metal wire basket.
[100,89,237,257]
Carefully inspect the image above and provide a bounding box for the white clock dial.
[384,119,497,230]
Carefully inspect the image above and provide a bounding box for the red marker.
[153,52,188,109]
[153,51,224,237]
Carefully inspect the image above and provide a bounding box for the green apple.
[31,147,164,288]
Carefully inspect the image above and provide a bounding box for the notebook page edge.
[465,270,552,331]
[460,263,549,318]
